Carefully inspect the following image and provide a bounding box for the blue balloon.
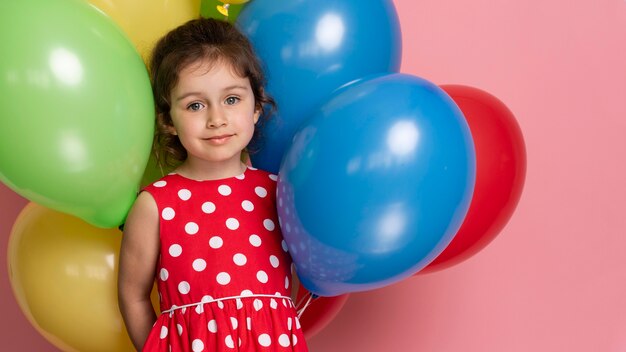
[237,0,402,173]
[277,74,476,296]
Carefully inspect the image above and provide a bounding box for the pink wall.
[2,0,626,351]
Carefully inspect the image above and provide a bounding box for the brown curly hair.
[149,18,275,168]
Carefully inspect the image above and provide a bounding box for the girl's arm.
[118,191,160,351]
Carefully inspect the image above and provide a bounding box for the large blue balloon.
[277,74,476,296]
[237,0,402,173]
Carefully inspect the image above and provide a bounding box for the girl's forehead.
[172,58,251,95]
[180,57,244,80]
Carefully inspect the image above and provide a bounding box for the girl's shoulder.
[142,173,184,192]
[245,166,278,185]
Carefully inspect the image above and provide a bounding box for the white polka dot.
[202,201,216,213]
[185,222,199,235]
[269,174,278,181]
[195,304,204,314]
[263,219,275,231]
[235,173,246,180]
[258,334,271,347]
[216,272,231,285]
[230,317,238,329]
[226,218,239,230]
[281,240,288,252]
[279,334,290,347]
[292,334,298,345]
[178,281,190,294]
[246,317,252,330]
[253,299,263,311]
[255,186,268,198]
[241,200,254,212]
[285,276,290,289]
[192,339,204,352]
[249,234,262,247]
[241,290,253,297]
[270,299,277,309]
[295,317,301,329]
[209,236,223,249]
[233,253,247,266]
[192,259,206,271]
[178,189,191,200]
[269,255,280,268]
[257,270,269,283]
[217,300,224,309]
[218,185,232,196]
[159,268,169,281]
[169,244,182,257]
[287,317,293,330]
[201,295,212,303]
[225,335,235,348]
[208,320,217,333]
[162,207,175,220]
[160,326,168,339]
[153,180,167,187]
[177,324,183,336]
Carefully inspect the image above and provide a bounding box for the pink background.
[2,0,626,350]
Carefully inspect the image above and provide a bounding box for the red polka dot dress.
[141,167,308,351]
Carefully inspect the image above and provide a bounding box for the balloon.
[419,85,527,273]
[201,0,246,22]
[278,74,476,296]
[296,285,350,339]
[0,0,154,228]
[7,203,160,352]
[237,0,402,173]
[89,0,201,61]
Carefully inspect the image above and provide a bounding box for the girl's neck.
[174,157,247,181]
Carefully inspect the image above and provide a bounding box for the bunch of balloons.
[1,0,526,349]
[236,0,526,296]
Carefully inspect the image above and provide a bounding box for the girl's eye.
[225,96,240,105]
[187,102,204,111]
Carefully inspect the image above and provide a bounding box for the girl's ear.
[253,105,261,124]
[157,113,178,135]
[166,124,178,136]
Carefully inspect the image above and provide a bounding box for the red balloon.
[296,283,349,339]
[420,85,527,273]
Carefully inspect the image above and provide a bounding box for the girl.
[118,18,309,351]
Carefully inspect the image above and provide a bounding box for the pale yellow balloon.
[8,203,159,352]
[88,0,201,61]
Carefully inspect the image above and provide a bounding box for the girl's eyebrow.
[174,91,202,102]
[174,85,249,102]
[222,85,248,91]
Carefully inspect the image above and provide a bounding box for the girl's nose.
[206,107,227,128]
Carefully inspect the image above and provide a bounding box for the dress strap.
[161,294,293,314]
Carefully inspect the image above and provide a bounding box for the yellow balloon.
[88,0,201,61]
[7,203,159,352]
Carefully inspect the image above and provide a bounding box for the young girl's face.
[168,59,260,168]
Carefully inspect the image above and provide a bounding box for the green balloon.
[0,0,154,228]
